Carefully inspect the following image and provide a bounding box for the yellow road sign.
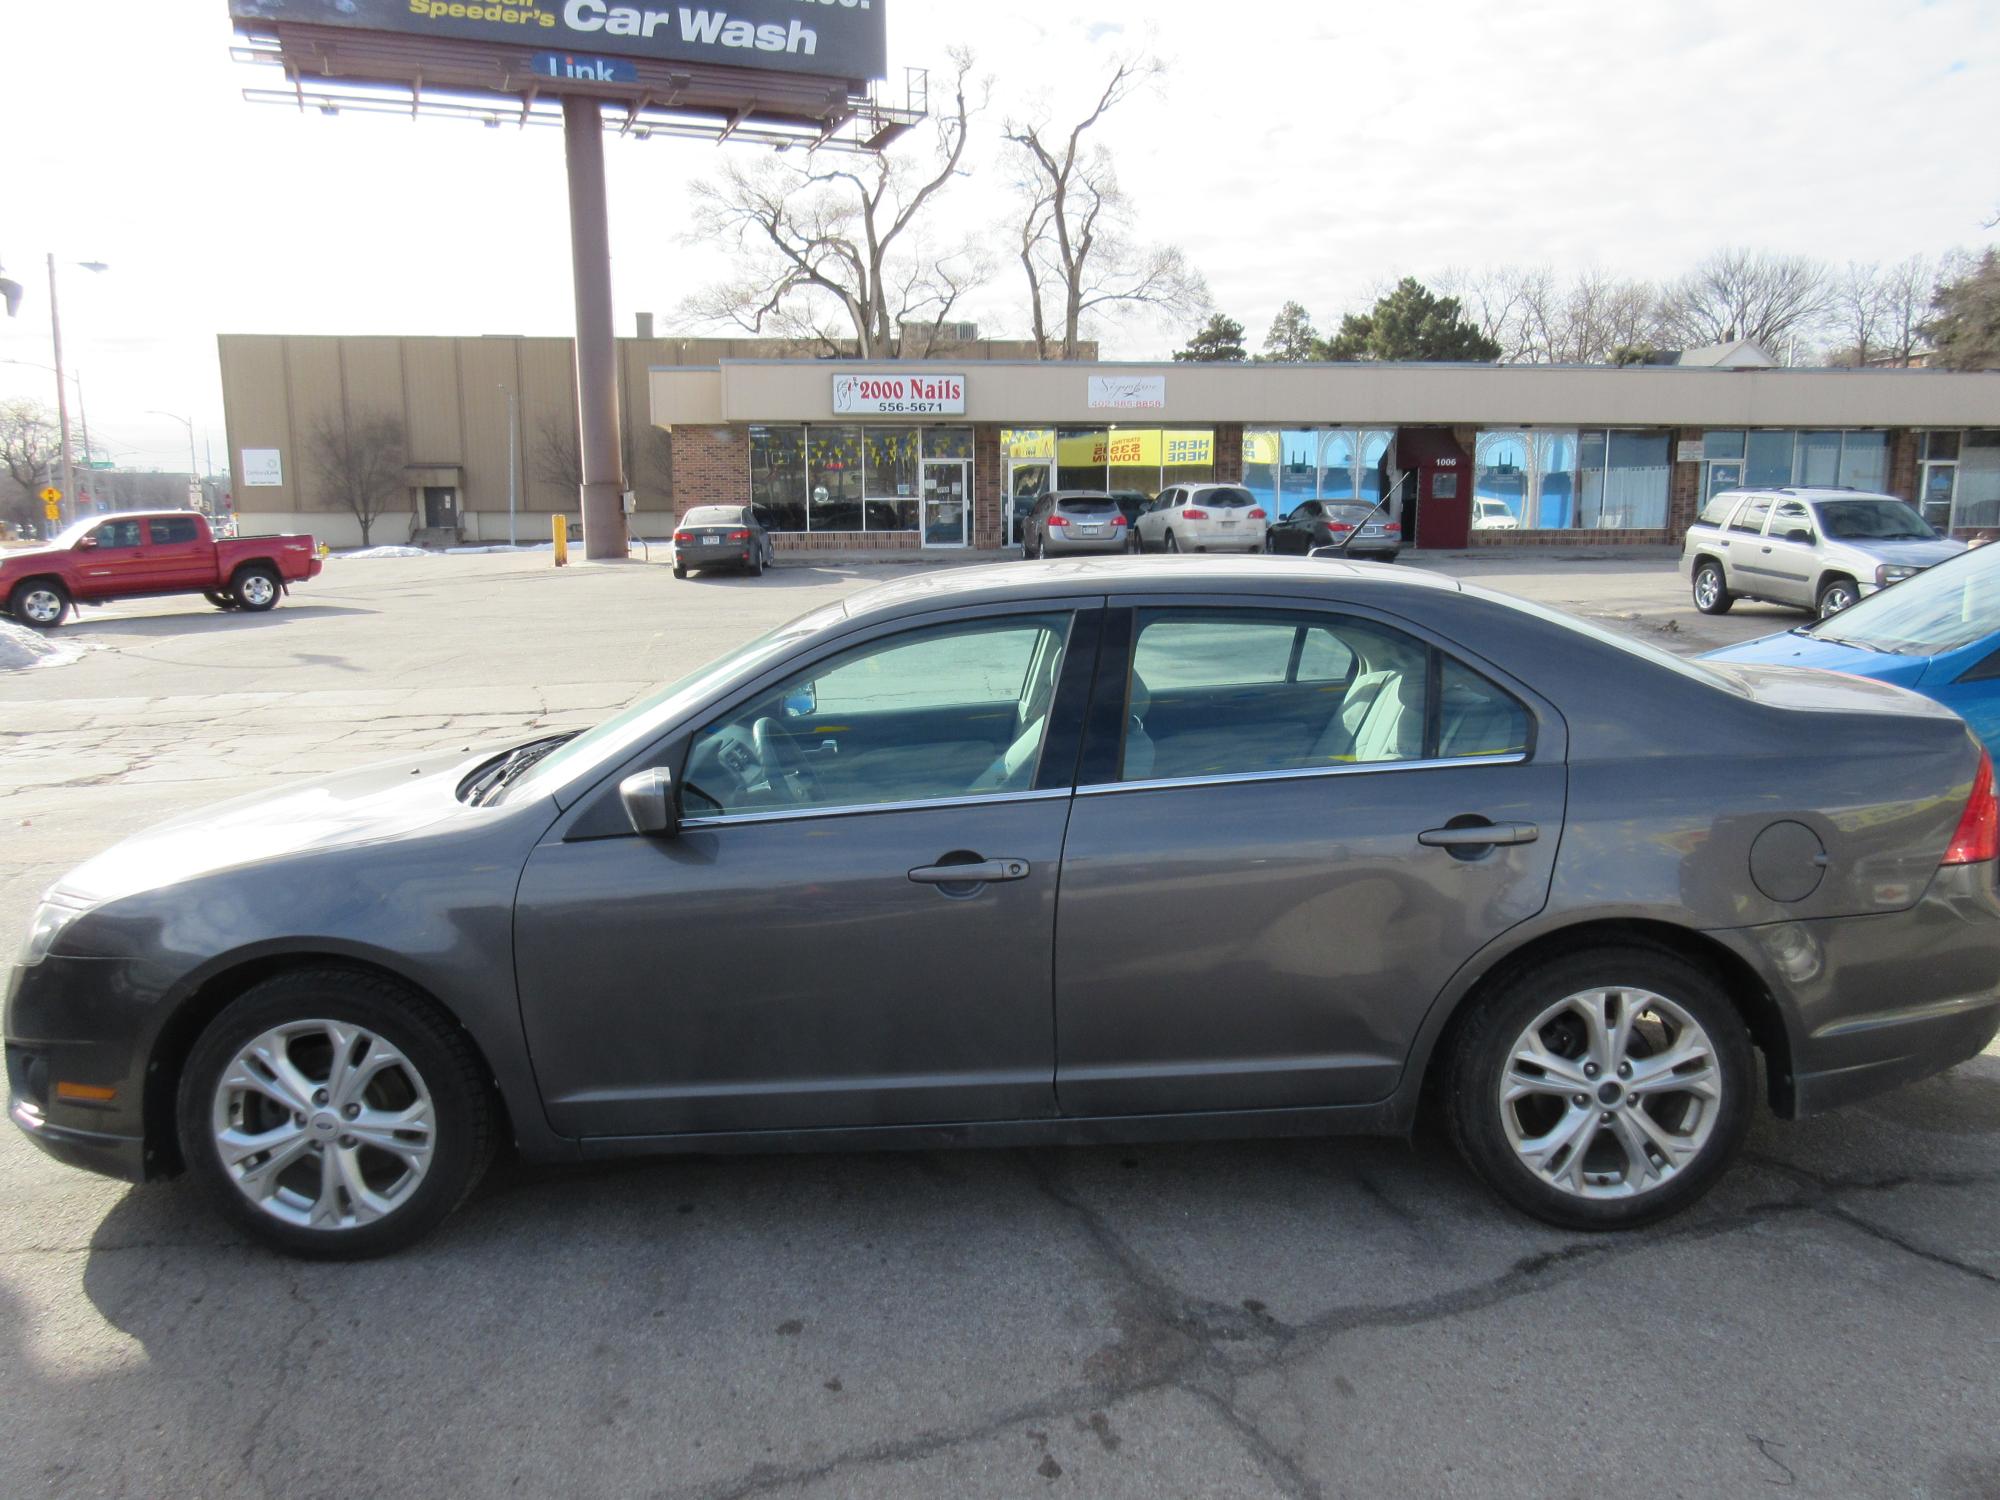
[39,486,61,505]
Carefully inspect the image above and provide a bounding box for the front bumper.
[6,955,160,1182]
[8,1092,147,1182]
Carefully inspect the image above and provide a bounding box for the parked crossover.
[1130,484,1268,553]
[1683,488,1962,619]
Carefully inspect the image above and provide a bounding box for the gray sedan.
[672,504,773,578]
[10,559,1999,1256]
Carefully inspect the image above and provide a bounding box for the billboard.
[229,0,888,82]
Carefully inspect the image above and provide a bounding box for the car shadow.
[56,604,377,636]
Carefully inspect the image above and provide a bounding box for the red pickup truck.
[1,511,322,628]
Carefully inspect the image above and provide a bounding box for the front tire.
[8,578,70,628]
[232,565,281,613]
[176,969,497,1259]
[204,590,239,611]
[1817,576,1860,618]
[1441,947,1752,1231]
[1691,560,1733,616]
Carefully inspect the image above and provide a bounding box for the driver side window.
[682,613,1074,819]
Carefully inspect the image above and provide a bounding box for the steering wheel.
[751,717,814,803]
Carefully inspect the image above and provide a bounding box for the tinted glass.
[1770,501,1813,539]
[1437,658,1531,758]
[749,426,806,532]
[1814,499,1934,540]
[1056,497,1119,515]
[684,614,1073,815]
[92,520,144,549]
[1728,497,1773,535]
[683,507,747,527]
[1924,431,1961,462]
[1124,610,1438,779]
[148,516,200,545]
[1696,494,1740,526]
[1196,487,1256,509]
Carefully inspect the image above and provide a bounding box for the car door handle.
[1419,822,1539,849]
[909,858,1031,885]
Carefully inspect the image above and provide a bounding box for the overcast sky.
[2,0,1995,475]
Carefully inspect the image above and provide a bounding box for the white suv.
[1131,483,1268,554]
[1682,488,1963,619]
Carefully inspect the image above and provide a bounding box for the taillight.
[1182,508,1210,521]
[1943,750,1998,865]
[1326,523,1355,535]
[727,529,751,542]
[1247,508,1268,520]
[1110,514,1127,526]
[673,532,692,545]
[1047,514,1068,527]
[1383,522,1402,534]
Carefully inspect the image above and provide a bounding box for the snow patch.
[0,621,85,671]
[334,546,431,559]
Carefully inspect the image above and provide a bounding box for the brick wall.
[1887,429,1919,502]
[1213,424,1245,484]
[1668,428,1703,535]
[973,425,1003,548]
[773,532,919,553]
[671,426,748,515]
[1469,528,1673,548]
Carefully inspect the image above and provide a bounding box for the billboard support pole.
[562,96,626,560]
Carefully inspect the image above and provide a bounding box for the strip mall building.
[219,334,2000,552]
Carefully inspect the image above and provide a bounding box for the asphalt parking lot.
[3,550,1996,1499]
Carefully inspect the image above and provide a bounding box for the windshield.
[1806,542,2000,656]
[50,517,108,547]
[1814,499,1936,541]
[495,601,846,803]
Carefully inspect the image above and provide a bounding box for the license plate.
[1360,526,1383,536]
[1074,526,1104,537]
[1219,519,1239,528]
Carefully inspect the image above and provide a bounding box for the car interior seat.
[1313,635,1427,764]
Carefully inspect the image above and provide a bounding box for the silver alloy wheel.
[18,587,64,625]
[210,1019,436,1230]
[1819,582,1857,617]
[1693,566,1722,611]
[238,573,278,609]
[1499,985,1722,1200]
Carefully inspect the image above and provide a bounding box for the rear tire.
[176,968,497,1259]
[673,564,688,579]
[1442,946,1753,1231]
[1164,531,1180,554]
[8,578,69,629]
[232,565,282,613]
[1126,529,1142,555]
[1692,560,1733,616]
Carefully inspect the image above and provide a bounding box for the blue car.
[1704,541,2000,751]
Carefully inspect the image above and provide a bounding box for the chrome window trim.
[679,786,1072,831]
[1077,753,1529,799]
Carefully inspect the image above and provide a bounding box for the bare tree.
[1879,254,1938,366]
[1655,247,1834,362]
[0,399,63,535]
[1436,265,1660,364]
[306,411,406,548]
[530,412,582,494]
[677,51,988,358]
[1004,57,1209,359]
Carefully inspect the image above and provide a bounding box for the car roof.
[81,510,202,522]
[840,556,1462,622]
[1711,488,1905,504]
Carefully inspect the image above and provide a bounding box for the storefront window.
[1745,430,1793,488]
[1243,428,1391,515]
[808,426,866,531]
[865,427,920,533]
[1478,429,1667,530]
[1056,428,1108,491]
[1796,431,1842,488]
[1159,429,1216,490]
[928,427,974,461]
[749,425,806,531]
[1705,430,1894,501]
[1960,432,2000,529]
[1837,431,1888,492]
[1318,431,1356,502]
[1358,431,1391,506]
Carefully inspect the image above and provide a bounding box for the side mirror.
[1785,528,1813,544]
[618,767,678,838]
[77,535,97,549]
[783,681,817,718]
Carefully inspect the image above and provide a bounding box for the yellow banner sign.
[1048,429,1215,470]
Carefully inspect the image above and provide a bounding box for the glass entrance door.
[1921,462,1958,532]
[1706,461,1744,499]
[1007,460,1053,547]
[923,459,971,548]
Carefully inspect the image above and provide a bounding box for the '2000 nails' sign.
[832,374,967,416]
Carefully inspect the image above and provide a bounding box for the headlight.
[20,892,91,967]
[1875,564,1918,587]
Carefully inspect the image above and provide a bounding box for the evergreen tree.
[1924,250,2000,370]
[1173,313,1250,362]
[1260,300,1320,362]
[1323,278,1503,362]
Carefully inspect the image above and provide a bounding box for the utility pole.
[47,255,78,531]
[562,96,626,560]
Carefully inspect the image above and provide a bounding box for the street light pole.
[148,411,204,509]
[47,255,78,531]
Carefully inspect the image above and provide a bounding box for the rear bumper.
[1790,996,2000,1115]
[675,548,757,570]
[1044,532,1125,555]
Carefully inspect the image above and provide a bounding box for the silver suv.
[1682,487,1964,619]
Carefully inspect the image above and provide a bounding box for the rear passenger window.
[1696,495,1739,527]
[1729,497,1772,534]
[149,516,200,545]
[1121,610,1531,782]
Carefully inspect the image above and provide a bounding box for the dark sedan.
[672,504,773,578]
[1266,499,1403,560]
[10,559,1999,1256]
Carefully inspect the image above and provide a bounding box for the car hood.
[1834,537,1965,566]
[54,748,495,907]
[1701,630,1932,686]
[0,545,61,569]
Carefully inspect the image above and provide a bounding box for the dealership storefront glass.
[1699,430,1889,499]
[1017,427,1219,495]
[1242,429,1394,516]
[749,424,975,543]
[1473,430,1671,529]
[1919,430,2000,530]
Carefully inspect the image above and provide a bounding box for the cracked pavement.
[2,551,1995,1499]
